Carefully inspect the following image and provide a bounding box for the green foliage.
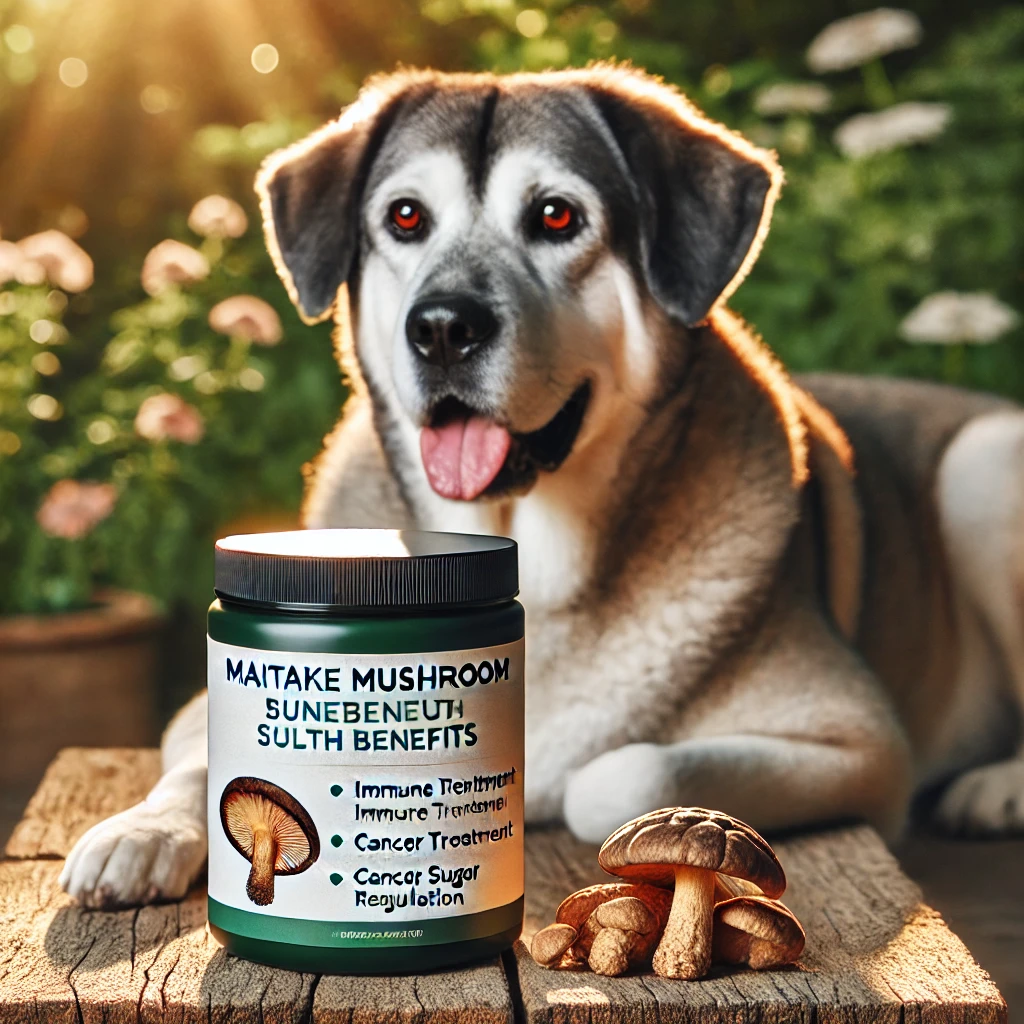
[447,1,1024,393]
[0,0,1021,621]
[0,222,343,616]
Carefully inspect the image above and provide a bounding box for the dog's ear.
[588,72,782,327]
[255,82,414,324]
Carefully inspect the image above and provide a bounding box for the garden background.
[1,0,1022,713]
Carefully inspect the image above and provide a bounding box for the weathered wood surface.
[520,829,1007,1024]
[5,748,161,860]
[0,749,1007,1024]
[1,749,512,1024]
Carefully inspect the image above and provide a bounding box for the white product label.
[207,638,524,926]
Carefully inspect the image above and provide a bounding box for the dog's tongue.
[420,415,511,500]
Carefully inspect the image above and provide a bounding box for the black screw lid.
[214,529,518,612]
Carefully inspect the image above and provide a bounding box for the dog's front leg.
[563,732,911,844]
[60,692,208,907]
[561,603,914,844]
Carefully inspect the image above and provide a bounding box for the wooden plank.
[1,748,1008,1024]
[0,749,513,1024]
[0,860,511,1024]
[5,748,161,859]
[517,828,1007,1024]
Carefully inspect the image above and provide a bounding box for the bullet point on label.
[331,834,343,847]
[330,784,343,796]
[330,873,343,885]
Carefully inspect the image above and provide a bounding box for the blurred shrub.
[1,2,1021,619]
[0,202,342,615]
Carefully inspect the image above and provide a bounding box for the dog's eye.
[533,198,580,240]
[388,199,426,238]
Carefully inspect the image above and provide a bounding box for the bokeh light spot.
[516,9,547,37]
[4,24,35,54]
[27,393,62,420]
[0,430,21,456]
[32,351,61,375]
[86,419,116,444]
[29,319,55,344]
[59,57,88,88]
[239,367,265,391]
[251,43,279,74]
[703,64,732,98]
[140,84,172,114]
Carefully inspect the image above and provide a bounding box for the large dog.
[62,66,1024,908]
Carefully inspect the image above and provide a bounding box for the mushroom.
[598,808,785,980]
[220,777,320,906]
[531,923,578,967]
[712,896,805,970]
[556,881,673,962]
[581,897,661,976]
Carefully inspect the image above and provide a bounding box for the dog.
[61,65,1024,908]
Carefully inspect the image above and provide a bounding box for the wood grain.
[5,748,162,860]
[0,749,1008,1024]
[517,827,1007,1024]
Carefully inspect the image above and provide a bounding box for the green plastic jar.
[207,529,524,974]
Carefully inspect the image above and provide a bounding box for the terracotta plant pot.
[0,590,163,791]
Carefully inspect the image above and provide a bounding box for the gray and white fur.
[62,66,1024,908]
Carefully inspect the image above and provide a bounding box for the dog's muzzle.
[405,294,499,370]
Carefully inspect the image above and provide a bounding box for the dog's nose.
[405,295,498,369]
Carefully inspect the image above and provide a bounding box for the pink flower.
[141,239,210,296]
[37,480,117,539]
[16,230,94,292]
[135,392,205,443]
[188,195,248,239]
[208,295,282,345]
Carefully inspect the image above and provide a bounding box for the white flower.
[188,195,248,239]
[135,392,205,443]
[900,292,1019,345]
[754,82,832,117]
[16,230,94,292]
[834,102,951,158]
[141,239,210,296]
[208,295,282,345]
[807,8,922,73]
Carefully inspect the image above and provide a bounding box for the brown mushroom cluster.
[531,808,805,980]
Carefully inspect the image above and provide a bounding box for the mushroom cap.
[713,896,805,966]
[592,896,657,934]
[555,881,673,930]
[220,777,320,875]
[598,808,786,899]
[530,923,577,967]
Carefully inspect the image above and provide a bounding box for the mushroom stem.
[246,824,277,906]
[652,865,715,980]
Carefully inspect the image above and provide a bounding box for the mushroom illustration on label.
[220,777,320,906]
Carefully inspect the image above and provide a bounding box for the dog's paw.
[564,743,678,844]
[59,801,207,908]
[934,759,1024,836]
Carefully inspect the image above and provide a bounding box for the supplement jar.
[207,529,524,973]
